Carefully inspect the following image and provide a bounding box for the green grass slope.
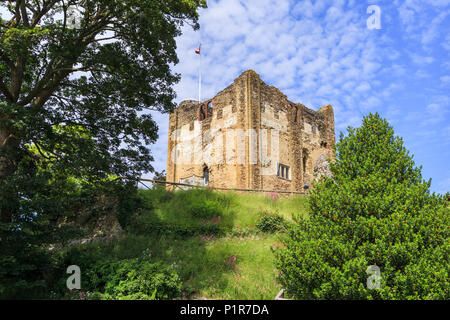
[59,188,308,300]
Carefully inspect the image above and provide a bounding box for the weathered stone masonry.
[166,70,335,192]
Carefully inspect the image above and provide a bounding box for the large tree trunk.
[0,127,20,224]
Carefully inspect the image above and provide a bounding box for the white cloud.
[421,96,450,125]
[440,75,450,86]
[437,174,450,194]
[397,0,422,29]
[410,53,434,65]
[429,0,450,7]
[421,10,450,49]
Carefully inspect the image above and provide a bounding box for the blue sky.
[146,0,450,194]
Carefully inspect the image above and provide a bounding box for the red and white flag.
[195,44,201,54]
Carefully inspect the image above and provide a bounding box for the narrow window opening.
[207,101,213,117]
[199,104,206,120]
[203,166,209,185]
[302,149,309,174]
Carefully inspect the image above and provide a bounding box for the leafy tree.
[0,0,205,222]
[275,113,449,299]
[153,169,166,182]
[0,0,205,298]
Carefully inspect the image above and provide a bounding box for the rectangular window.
[277,163,290,180]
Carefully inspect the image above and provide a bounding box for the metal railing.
[119,177,307,195]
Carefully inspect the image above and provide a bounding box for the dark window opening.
[302,149,308,174]
[203,166,209,185]
[320,141,327,148]
[277,163,290,180]
[199,104,206,120]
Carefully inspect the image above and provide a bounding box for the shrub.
[256,210,287,233]
[0,236,54,299]
[275,113,449,300]
[84,258,182,300]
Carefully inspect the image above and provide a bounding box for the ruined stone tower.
[166,70,335,192]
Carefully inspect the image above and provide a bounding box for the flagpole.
[198,44,202,104]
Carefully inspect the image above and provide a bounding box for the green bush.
[256,210,287,233]
[274,113,449,300]
[0,235,54,299]
[84,258,182,300]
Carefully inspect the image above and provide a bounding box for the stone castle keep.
[166,70,335,192]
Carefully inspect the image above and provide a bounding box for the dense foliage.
[0,177,142,299]
[91,259,182,300]
[275,113,449,299]
[0,0,205,299]
[256,210,288,233]
[61,251,182,300]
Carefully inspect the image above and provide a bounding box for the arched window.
[203,166,209,185]
[198,101,213,121]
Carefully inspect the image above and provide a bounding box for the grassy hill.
[60,187,308,300]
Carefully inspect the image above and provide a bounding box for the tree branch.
[11,2,115,110]
[30,0,60,27]
[31,139,57,160]
[10,56,25,102]
[19,0,30,27]
[0,77,14,102]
